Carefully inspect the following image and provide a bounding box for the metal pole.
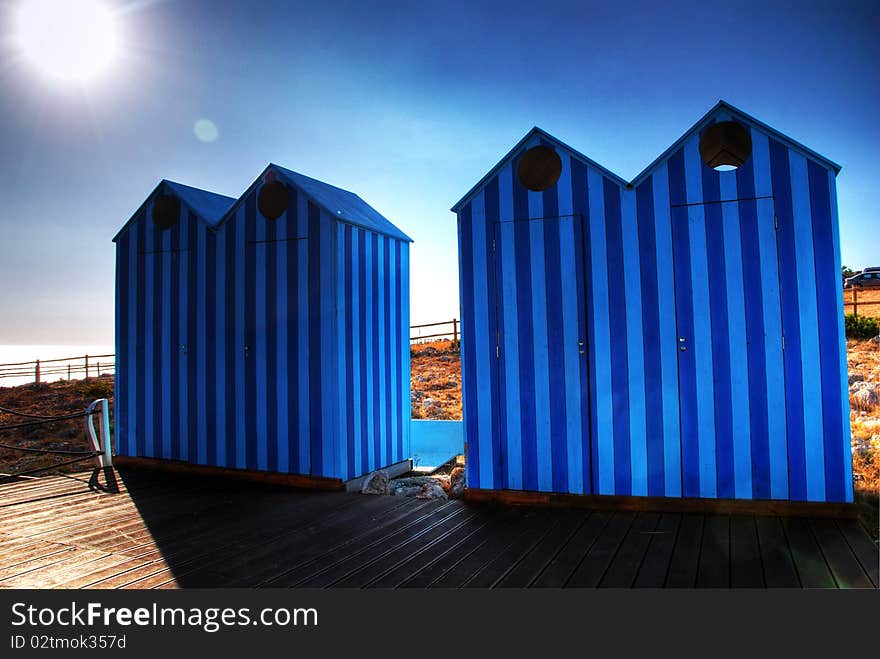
[100,398,113,467]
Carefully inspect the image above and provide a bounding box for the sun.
[14,0,120,84]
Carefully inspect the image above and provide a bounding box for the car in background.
[845,271,880,288]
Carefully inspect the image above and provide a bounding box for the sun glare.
[14,0,120,84]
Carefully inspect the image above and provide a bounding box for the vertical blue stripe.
[344,226,355,478]
[636,178,665,497]
[352,228,362,477]
[195,221,207,464]
[471,191,494,488]
[184,212,197,466]
[542,173,568,493]
[144,208,155,458]
[736,157,770,499]
[307,202,323,475]
[790,152,825,500]
[557,155,584,495]
[571,159,594,494]
[370,232,381,471]
[255,209,268,471]
[297,193,310,473]
[274,202,288,473]
[204,227,217,466]
[170,220,181,461]
[620,188,647,496]
[484,177,504,489]
[718,174,752,499]
[160,229,171,460]
[769,140,808,501]
[364,229,375,472]
[359,228,370,474]
[701,167,734,498]
[668,149,699,497]
[115,235,127,455]
[498,165,522,490]
[527,189,552,492]
[827,169,853,502]
[604,179,631,495]
[683,139,716,498]
[751,132,788,499]
[128,221,140,457]
[459,205,480,487]
[234,205,247,469]
[320,213,336,477]
[265,212,278,473]
[587,169,613,495]
[377,235,387,467]
[650,164,682,497]
[400,242,411,460]
[808,160,845,502]
[285,192,301,473]
[176,209,188,460]
[244,196,258,470]
[395,240,404,462]
[218,226,230,467]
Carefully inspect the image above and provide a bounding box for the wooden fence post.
[453,318,458,344]
[35,359,40,384]
[851,287,858,316]
[85,354,89,379]
[67,364,71,380]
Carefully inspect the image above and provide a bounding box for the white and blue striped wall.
[115,181,411,482]
[456,112,851,503]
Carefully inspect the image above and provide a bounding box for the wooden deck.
[0,468,876,589]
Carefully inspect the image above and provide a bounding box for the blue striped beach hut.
[453,100,852,505]
[114,165,412,484]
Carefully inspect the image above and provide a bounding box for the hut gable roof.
[112,179,235,242]
[452,100,841,213]
[451,126,630,213]
[629,100,841,187]
[215,164,412,243]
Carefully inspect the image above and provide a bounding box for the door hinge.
[774,214,779,230]
[496,345,500,358]
[492,238,496,252]
[782,335,786,350]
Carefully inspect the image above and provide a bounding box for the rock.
[449,466,465,498]
[390,485,422,497]
[849,373,865,385]
[360,469,389,495]
[416,481,448,500]
[870,334,880,345]
[850,381,880,407]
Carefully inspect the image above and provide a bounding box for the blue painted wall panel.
[115,172,410,482]
[456,108,851,503]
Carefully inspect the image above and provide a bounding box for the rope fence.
[0,398,113,483]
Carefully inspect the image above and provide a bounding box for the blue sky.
[0,0,877,344]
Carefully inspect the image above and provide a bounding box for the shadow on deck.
[0,467,876,589]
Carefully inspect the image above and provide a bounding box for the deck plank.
[781,517,835,588]
[632,513,681,588]
[809,519,874,589]
[665,514,704,588]
[730,516,764,588]
[599,512,660,588]
[0,469,874,590]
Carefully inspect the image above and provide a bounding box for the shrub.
[845,314,879,340]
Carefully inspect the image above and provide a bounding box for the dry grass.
[0,377,114,478]
[410,339,462,420]
[848,339,880,536]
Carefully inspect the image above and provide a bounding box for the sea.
[0,345,115,388]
